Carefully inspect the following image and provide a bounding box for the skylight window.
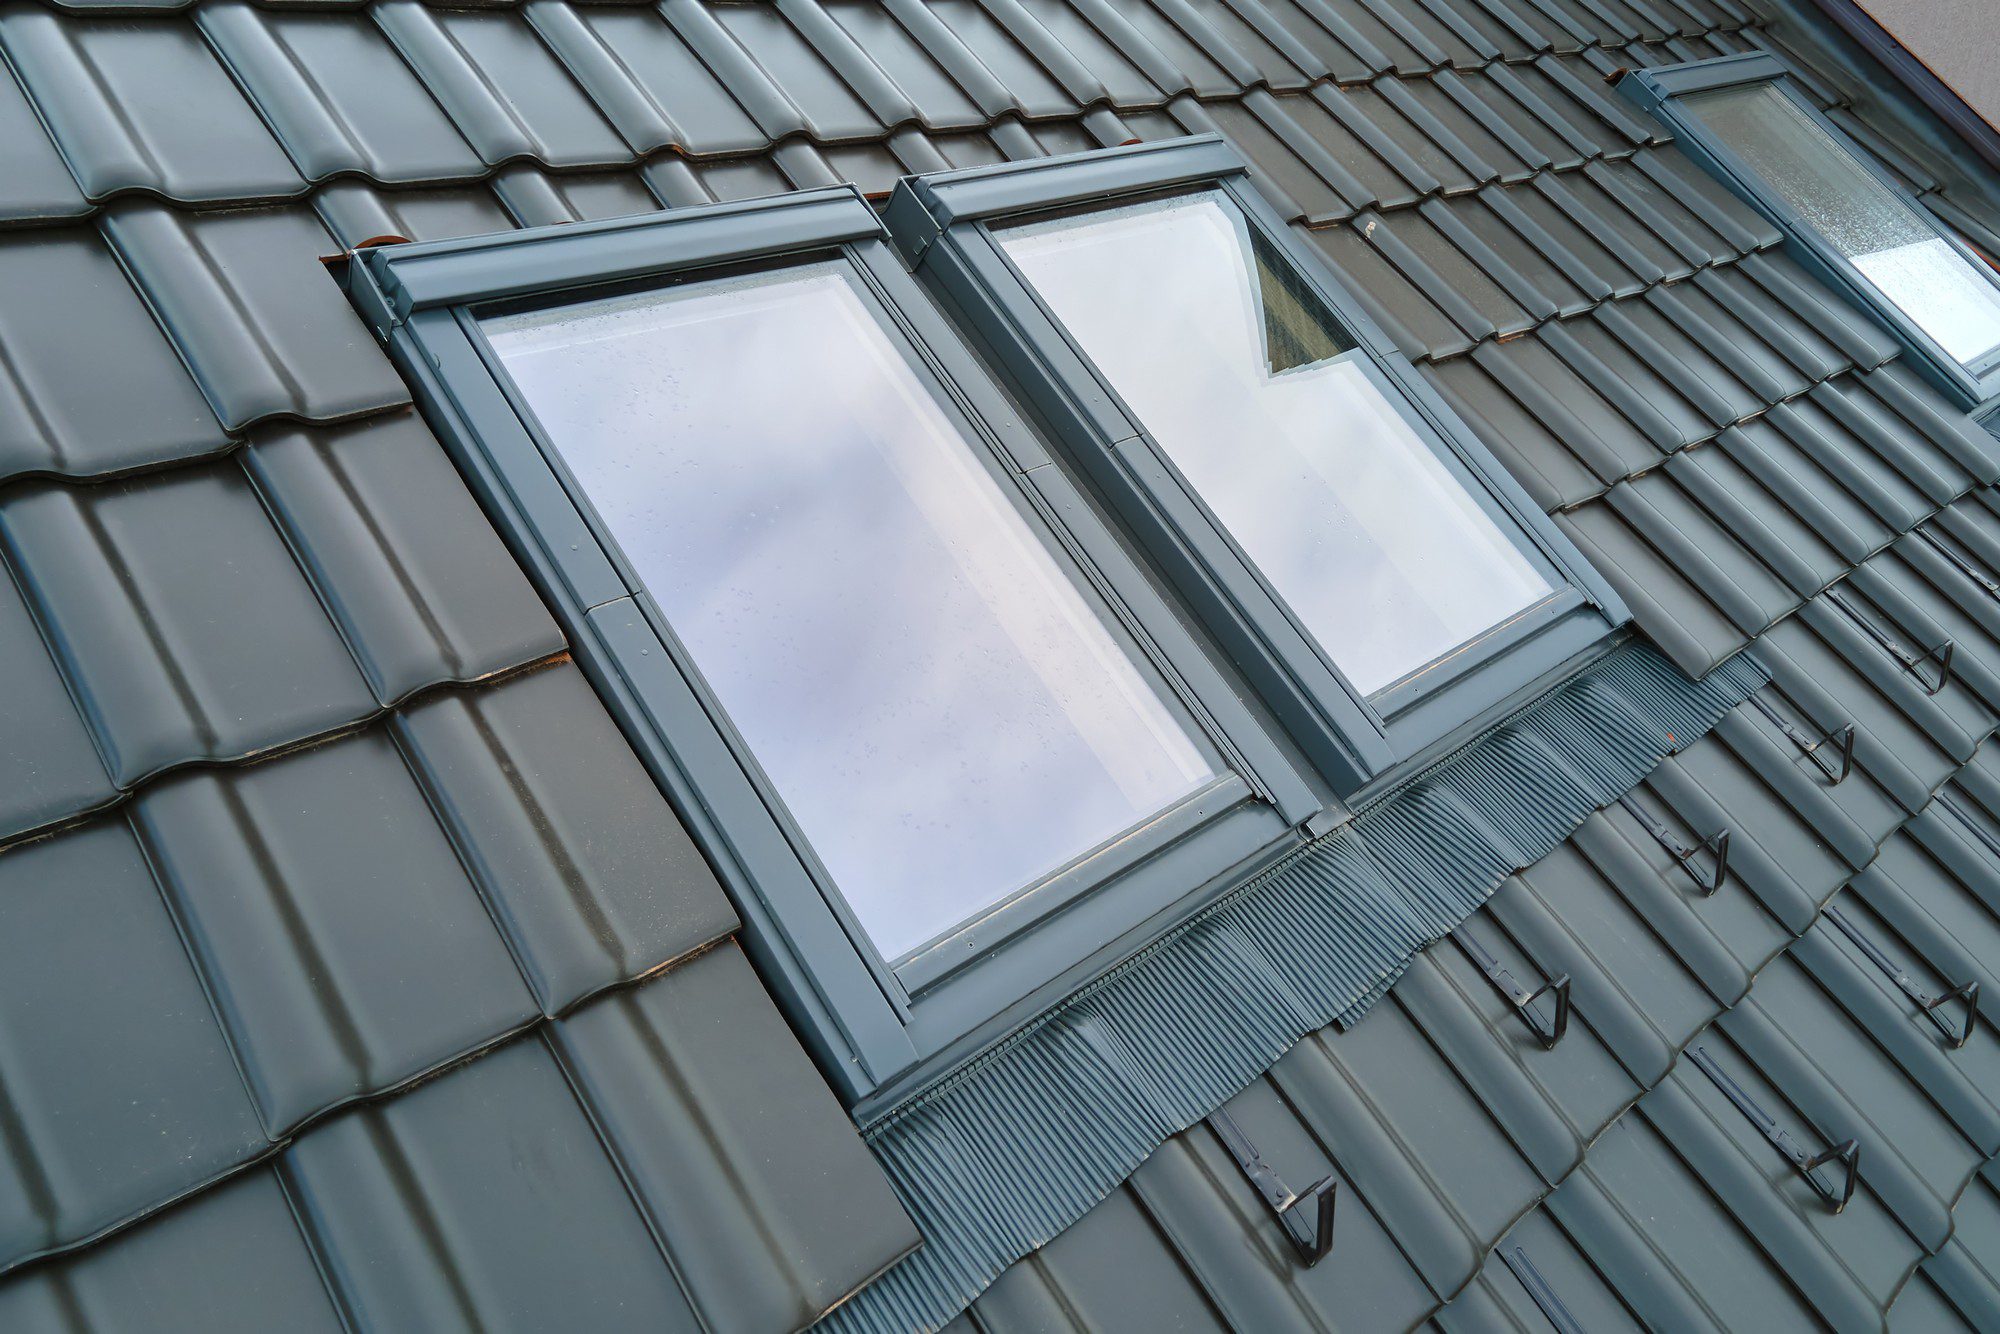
[997,192,1553,697]
[484,264,1220,960]
[353,185,1318,1099]
[1683,81,2000,367]
[888,137,1625,789]
[1621,53,2000,408]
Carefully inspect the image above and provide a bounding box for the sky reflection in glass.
[485,264,1218,959]
[1002,193,1550,697]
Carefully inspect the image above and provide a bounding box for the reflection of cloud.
[1004,194,1550,695]
[487,266,1215,959]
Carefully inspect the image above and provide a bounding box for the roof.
[0,0,1999,1329]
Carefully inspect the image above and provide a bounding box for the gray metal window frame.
[1620,52,2000,411]
[344,186,1322,1104]
[884,136,1629,794]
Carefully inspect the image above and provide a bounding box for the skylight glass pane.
[1685,81,2000,367]
[1000,192,1552,698]
[484,264,1218,961]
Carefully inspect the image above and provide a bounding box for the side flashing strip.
[824,640,1768,1333]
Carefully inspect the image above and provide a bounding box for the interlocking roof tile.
[313,178,519,249]
[527,2,771,156]
[281,1031,704,1333]
[129,726,541,1135]
[0,465,377,788]
[100,202,409,428]
[0,227,226,484]
[242,412,565,702]
[490,163,662,225]
[554,943,919,1331]
[375,2,633,170]
[0,1170,343,1333]
[0,4,304,204]
[199,3,485,185]
[393,662,740,1014]
[0,62,88,224]
[0,819,267,1270]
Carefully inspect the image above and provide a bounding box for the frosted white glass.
[1688,81,2000,366]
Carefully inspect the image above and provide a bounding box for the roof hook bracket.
[1207,1109,1337,1266]
[1618,794,1729,895]
[1687,1046,1861,1213]
[1500,1246,1587,1334]
[1825,906,1979,1049]
[1826,588,1954,695]
[1453,928,1570,1049]
[1749,694,1854,785]
[1918,525,2000,604]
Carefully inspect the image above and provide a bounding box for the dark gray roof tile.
[686,0,880,142]
[280,1033,703,1334]
[1079,0,1272,97]
[1484,174,1643,299]
[0,465,376,788]
[1766,393,1935,539]
[1198,93,1370,223]
[1541,319,1703,452]
[100,202,410,428]
[392,662,738,1015]
[814,0,999,126]
[1736,249,1902,372]
[312,179,517,248]
[1649,277,1814,406]
[1270,0,1432,76]
[0,1169,342,1334]
[0,564,113,843]
[0,61,88,223]
[0,228,227,484]
[376,4,632,170]
[1443,1206,1649,1334]
[1344,79,1477,194]
[1419,350,1606,509]
[1303,216,1469,359]
[200,3,484,186]
[1557,499,1742,675]
[915,0,1100,118]
[1663,445,1848,600]
[1434,189,1592,316]
[528,2,769,156]
[1594,299,1765,430]
[553,942,919,1331]
[973,1184,1230,1332]
[1623,150,1776,257]
[641,150,793,206]
[491,163,662,224]
[1461,329,1665,490]
[1120,1118,1436,1331]
[1272,1012,1545,1293]
[0,5,305,203]
[1015,0,1182,104]
[243,412,565,704]
[0,819,266,1271]
[1311,81,1447,201]
[1388,72,1543,185]
[1355,205,1526,340]
[1167,0,1354,88]
[129,726,540,1134]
